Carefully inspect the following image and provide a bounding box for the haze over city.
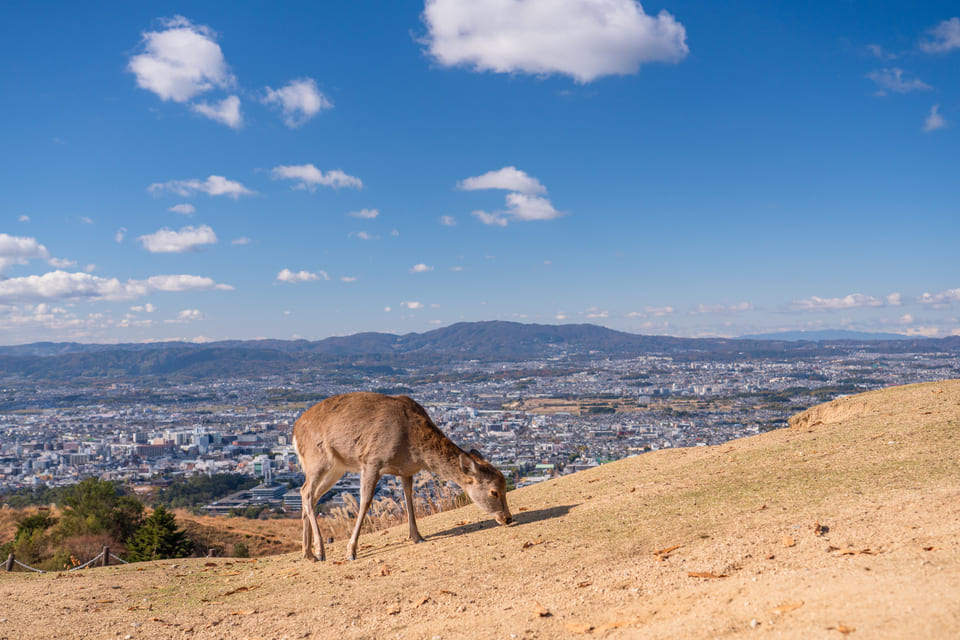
[1,1,958,345]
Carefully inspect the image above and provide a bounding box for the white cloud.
[168,308,203,323]
[270,164,363,191]
[149,175,254,198]
[410,263,434,273]
[47,257,77,269]
[461,167,563,225]
[115,228,127,243]
[350,231,377,240]
[232,236,251,245]
[866,44,897,60]
[866,68,931,95]
[130,303,157,313]
[263,78,332,127]
[421,0,689,83]
[439,215,456,226]
[473,193,563,226]
[401,301,423,310]
[277,268,328,283]
[348,208,379,219]
[0,270,231,304]
[0,233,50,273]
[191,95,243,128]
[169,203,196,215]
[18,215,30,223]
[885,292,903,306]
[918,288,960,308]
[472,210,509,226]
[80,216,93,225]
[458,166,546,195]
[138,224,217,253]
[919,17,960,54]
[636,306,674,317]
[583,307,608,319]
[924,104,947,132]
[690,302,753,315]
[128,15,234,102]
[341,276,357,283]
[790,293,885,311]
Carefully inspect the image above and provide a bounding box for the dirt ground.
[1,379,958,639]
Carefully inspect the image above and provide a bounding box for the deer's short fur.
[293,392,512,561]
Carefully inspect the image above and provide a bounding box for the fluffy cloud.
[917,288,960,308]
[276,268,328,283]
[472,193,562,225]
[439,215,456,226]
[169,203,196,215]
[919,17,960,54]
[410,263,434,273]
[866,68,931,95]
[138,225,217,253]
[128,16,234,102]
[458,166,546,195]
[271,164,362,191]
[0,233,50,273]
[350,231,377,240]
[790,293,886,311]
[263,78,333,127]
[348,208,379,219]
[168,309,203,323]
[149,175,254,198]
[401,301,424,310]
[461,167,563,225]
[191,95,243,128]
[421,0,688,83]
[0,271,231,304]
[115,228,127,243]
[924,104,947,132]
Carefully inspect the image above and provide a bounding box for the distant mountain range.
[0,321,956,380]
[738,330,913,342]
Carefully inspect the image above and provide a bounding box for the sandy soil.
[1,379,958,639]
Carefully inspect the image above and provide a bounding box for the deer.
[293,392,512,561]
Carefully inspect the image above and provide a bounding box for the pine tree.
[127,506,192,562]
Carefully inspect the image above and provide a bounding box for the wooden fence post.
[4,553,13,572]
[207,548,217,558]
[101,546,110,567]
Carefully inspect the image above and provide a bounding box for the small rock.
[750,619,760,628]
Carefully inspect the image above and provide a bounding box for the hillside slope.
[2,380,959,639]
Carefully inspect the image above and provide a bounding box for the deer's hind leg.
[300,463,343,561]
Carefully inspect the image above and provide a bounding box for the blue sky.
[1,1,958,344]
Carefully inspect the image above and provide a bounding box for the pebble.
[750,619,760,628]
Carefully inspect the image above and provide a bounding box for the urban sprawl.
[2,349,956,513]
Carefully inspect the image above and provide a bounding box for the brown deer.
[293,392,512,561]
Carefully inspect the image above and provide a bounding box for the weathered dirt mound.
[2,380,959,639]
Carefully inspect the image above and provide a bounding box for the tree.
[127,506,192,562]
[59,478,144,542]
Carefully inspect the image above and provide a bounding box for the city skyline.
[1,2,958,345]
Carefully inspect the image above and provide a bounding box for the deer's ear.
[459,453,477,476]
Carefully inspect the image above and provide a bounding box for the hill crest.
[2,380,959,638]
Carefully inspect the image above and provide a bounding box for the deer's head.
[460,450,512,525]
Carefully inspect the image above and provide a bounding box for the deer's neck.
[420,431,470,485]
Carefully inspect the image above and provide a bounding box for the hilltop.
[2,380,959,638]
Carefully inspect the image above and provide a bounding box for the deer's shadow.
[427,504,577,540]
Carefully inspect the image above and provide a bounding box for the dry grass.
[2,380,959,639]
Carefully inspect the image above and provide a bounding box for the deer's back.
[293,392,441,472]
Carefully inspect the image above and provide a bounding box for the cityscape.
[2,340,956,514]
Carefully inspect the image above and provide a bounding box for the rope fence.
[4,546,125,574]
